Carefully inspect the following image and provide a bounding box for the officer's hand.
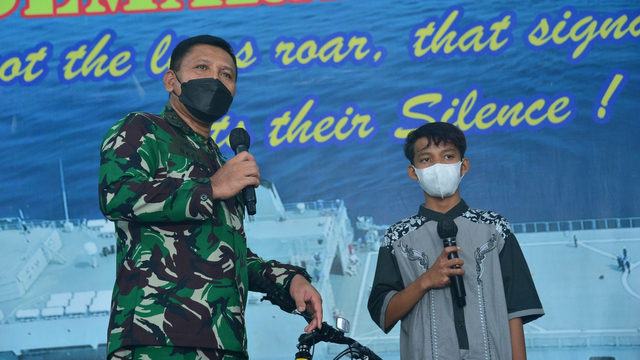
[209,152,260,200]
[289,274,323,334]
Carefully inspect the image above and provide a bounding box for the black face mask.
[174,75,234,124]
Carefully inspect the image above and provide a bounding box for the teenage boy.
[368,122,544,360]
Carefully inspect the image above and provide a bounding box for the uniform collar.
[161,105,220,151]
[418,199,469,221]
[162,105,194,134]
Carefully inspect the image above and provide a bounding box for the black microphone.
[229,128,257,216]
[437,218,466,307]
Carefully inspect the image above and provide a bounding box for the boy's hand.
[383,246,465,330]
[418,246,465,290]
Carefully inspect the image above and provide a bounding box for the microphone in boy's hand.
[437,218,466,307]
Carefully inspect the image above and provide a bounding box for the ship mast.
[59,159,73,231]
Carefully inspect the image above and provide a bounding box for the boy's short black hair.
[170,35,237,76]
[403,122,467,164]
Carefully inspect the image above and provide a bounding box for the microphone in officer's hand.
[437,218,466,307]
[229,128,257,216]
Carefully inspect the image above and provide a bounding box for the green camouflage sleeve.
[99,113,216,223]
[246,248,312,292]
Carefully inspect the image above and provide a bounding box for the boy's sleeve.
[499,232,545,324]
[368,245,404,333]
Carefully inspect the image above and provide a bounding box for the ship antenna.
[59,159,73,231]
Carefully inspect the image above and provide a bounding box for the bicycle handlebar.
[248,268,382,360]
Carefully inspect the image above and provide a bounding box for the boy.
[368,122,544,360]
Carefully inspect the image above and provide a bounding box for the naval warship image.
[1,176,639,360]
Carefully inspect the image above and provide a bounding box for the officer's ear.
[164,70,179,94]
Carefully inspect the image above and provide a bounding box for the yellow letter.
[453,90,477,131]
[334,115,355,141]
[402,94,440,122]
[22,46,49,82]
[318,37,348,63]
[268,112,291,147]
[441,98,460,123]
[81,34,111,77]
[527,18,552,46]
[397,92,442,138]
[274,41,297,66]
[629,14,640,36]
[313,117,335,143]
[286,100,314,144]
[547,97,571,124]
[488,15,512,51]
[495,103,524,127]
[457,26,485,52]
[62,47,86,80]
[210,116,231,144]
[109,52,132,77]
[0,58,22,82]
[149,34,172,75]
[550,10,572,44]
[599,16,629,39]
[296,40,318,65]
[524,99,546,126]
[473,104,497,129]
[431,10,459,54]
[235,41,257,69]
[412,23,436,57]
[347,36,370,60]
[353,113,375,138]
[333,107,359,140]
[569,17,600,59]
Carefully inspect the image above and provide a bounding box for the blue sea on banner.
[0,0,638,226]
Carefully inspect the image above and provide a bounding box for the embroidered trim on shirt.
[475,234,499,280]
[398,241,430,271]
[397,240,438,359]
[462,208,512,240]
[428,290,438,360]
[475,233,499,360]
[382,215,427,252]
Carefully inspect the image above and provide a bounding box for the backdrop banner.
[0,1,638,359]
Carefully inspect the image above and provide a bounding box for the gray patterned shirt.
[368,200,544,360]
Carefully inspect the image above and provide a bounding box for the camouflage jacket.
[99,106,308,358]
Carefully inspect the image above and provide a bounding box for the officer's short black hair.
[170,35,237,77]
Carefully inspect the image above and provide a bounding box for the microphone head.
[437,218,458,239]
[229,127,251,151]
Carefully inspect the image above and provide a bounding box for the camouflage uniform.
[99,106,309,359]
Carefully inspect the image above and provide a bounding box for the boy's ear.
[408,164,419,181]
[461,158,470,175]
